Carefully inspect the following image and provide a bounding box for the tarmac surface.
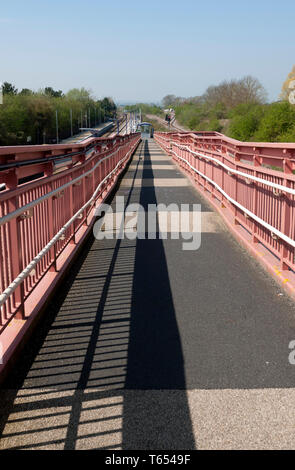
[1,138,295,449]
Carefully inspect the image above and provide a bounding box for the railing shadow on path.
[0,139,195,450]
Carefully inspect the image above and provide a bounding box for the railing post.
[252,147,260,244]
[233,148,241,224]
[69,180,75,244]
[6,170,25,319]
[220,145,225,207]
[44,163,57,272]
[280,151,293,270]
[78,153,87,226]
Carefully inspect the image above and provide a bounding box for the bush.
[253,102,295,142]
[0,87,116,145]
[228,103,264,140]
[208,118,223,132]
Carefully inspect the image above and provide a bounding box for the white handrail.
[0,140,134,227]
[0,141,138,307]
[170,149,295,249]
[172,142,295,195]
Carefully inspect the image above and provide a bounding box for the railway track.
[145,113,187,132]
[0,117,130,190]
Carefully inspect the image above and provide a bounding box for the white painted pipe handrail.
[170,149,295,249]
[0,142,137,307]
[172,142,295,196]
[0,140,134,227]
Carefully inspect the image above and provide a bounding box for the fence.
[0,133,140,333]
[155,131,295,274]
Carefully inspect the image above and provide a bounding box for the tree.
[229,103,265,140]
[19,88,33,96]
[0,83,117,145]
[254,102,295,142]
[44,87,63,98]
[162,95,177,108]
[66,87,92,103]
[204,76,266,109]
[100,97,116,117]
[281,65,295,101]
[2,82,18,95]
[239,76,267,104]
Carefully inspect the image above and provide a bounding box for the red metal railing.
[155,131,295,273]
[0,133,140,333]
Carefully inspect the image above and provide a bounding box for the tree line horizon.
[127,68,295,142]
[0,84,117,145]
[1,66,295,145]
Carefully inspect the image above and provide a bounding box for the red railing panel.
[155,131,295,273]
[0,133,141,332]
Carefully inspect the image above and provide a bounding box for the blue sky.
[0,0,294,103]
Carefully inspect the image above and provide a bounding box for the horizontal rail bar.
[173,143,295,196]
[0,133,140,330]
[171,149,295,249]
[0,147,119,227]
[0,148,90,171]
[0,145,134,307]
[159,131,295,151]
[155,131,295,172]
[155,131,295,275]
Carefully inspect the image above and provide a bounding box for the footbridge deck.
[1,138,295,449]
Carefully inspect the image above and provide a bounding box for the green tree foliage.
[2,82,18,95]
[207,118,223,132]
[228,102,295,142]
[101,97,116,116]
[253,102,295,142]
[175,104,202,130]
[19,88,33,96]
[0,84,117,145]
[66,87,92,103]
[160,75,295,143]
[44,87,64,98]
[228,103,264,140]
[125,103,163,117]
